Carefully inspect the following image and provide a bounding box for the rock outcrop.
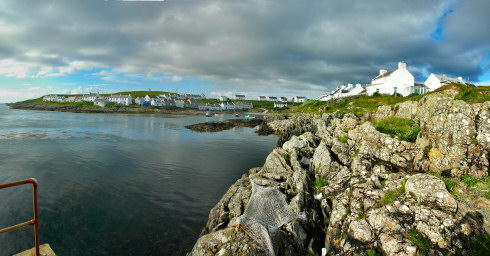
[189,90,489,256]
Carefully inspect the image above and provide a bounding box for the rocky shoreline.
[7,102,263,116]
[185,118,266,132]
[189,88,489,255]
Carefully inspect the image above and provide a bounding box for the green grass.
[366,249,377,256]
[463,175,489,188]
[453,85,490,103]
[312,177,328,193]
[374,117,421,142]
[47,101,98,107]
[337,135,349,143]
[443,178,459,194]
[469,233,490,255]
[409,229,432,255]
[294,93,423,115]
[375,179,406,208]
[355,214,366,220]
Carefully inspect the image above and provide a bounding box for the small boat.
[244,115,255,119]
[205,112,212,117]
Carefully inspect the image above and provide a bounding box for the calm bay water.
[0,104,277,255]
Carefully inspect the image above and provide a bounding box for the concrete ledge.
[14,244,56,256]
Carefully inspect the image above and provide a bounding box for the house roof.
[110,95,130,98]
[235,94,245,97]
[372,70,396,80]
[433,74,463,84]
[414,83,428,88]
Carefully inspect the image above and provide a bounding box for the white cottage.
[219,96,229,102]
[293,96,307,103]
[235,94,246,100]
[367,61,415,97]
[424,73,465,91]
[274,102,287,108]
[258,96,267,101]
[43,95,66,102]
[81,93,99,102]
[319,83,365,101]
[107,94,132,106]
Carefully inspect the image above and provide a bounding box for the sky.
[0,0,489,102]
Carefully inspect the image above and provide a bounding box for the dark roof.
[372,70,395,80]
[414,83,428,88]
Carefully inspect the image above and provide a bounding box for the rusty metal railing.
[0,178,40,256]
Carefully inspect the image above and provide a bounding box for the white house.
[220,102,236,110]
[274,102,287,108]
[94,98,109,107]
[43,95,66,102]
[424,73,465,91]
[175,100,185,108]
[268,96,278,102]
[184,93,206,100]
[151,98,166,107]
[107,94,132,106]
[219,96,229,102]
[280,97,288,102]
[293,96,307,103]
[258,96,267,101]
[235,94,246,100]
[81,93,99,102]
[64,96,77,102]
[319,83,365,101]
[367,61,415,97]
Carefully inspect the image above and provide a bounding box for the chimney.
[467,77,470,84]
[398,61,406,70]
[379,69,387,75]
[458,77,463,82]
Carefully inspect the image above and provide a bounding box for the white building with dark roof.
[81,93,99,102]
[366,61,415,97]
[424,73,465,91]
[235,94,246,100]
[107,94,132,106]
[293,96,307,103]
[43,95,66,102]
[318,83,365,101]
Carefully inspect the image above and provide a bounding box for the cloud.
[28,86,41,91]
[171,75,182,82]
[0,0,488,97]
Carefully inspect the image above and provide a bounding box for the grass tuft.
[312,177,328,193]
[409,229,432,255]
[374,117,421,142]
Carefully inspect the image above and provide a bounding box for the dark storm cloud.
[0,0,488,94]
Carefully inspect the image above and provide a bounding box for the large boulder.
[405,174,457,212]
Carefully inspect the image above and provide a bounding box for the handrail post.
[0,178,40,256]
[32,180,40,256]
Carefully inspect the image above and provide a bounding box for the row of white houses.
[319,61,469,101]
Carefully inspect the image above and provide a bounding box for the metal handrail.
[0,178,40,256]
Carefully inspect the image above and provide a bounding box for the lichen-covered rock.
[405,174,458,212]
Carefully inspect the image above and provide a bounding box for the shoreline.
[7,102,269,116]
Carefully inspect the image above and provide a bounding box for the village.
[42,61,473,111]
[42,91,309,111]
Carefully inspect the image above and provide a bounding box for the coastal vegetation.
[374,117,421,142]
